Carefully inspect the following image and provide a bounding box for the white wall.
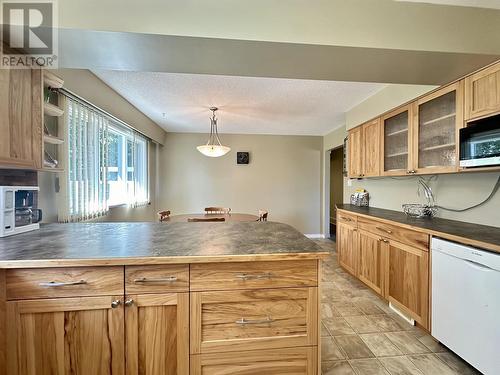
[159,133,322,234]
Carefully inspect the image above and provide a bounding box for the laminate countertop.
[337,204,500,253]
[0,222,328,268]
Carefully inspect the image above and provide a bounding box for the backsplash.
[345,172,500,228]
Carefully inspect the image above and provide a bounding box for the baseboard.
[305,234,326,239]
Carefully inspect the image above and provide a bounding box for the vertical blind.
[57,95,149,222]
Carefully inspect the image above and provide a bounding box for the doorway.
[329,146,344,239]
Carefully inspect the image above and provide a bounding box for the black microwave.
[459,115,500,168]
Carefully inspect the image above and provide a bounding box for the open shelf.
[43,71,64,89]
[421,113,455,126]
[44,134,64,145]
[44,102,64,117]
[42,167,64,173]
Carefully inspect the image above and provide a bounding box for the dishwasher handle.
[464,259,494,272]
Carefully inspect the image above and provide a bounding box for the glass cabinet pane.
[384,110,409,172]
[418,91,456,168]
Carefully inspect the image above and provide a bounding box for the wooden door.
[412,82,463,175]
[6,295,125,375]
[125,293,189,375]
[348,127,363,178]
[0,69,42,169]
[337,222,358,277]
[465,61,500,121]
[358,230,384,295]
[380,105,412,176]
[362,118,381,177]
[384,240,429,329]
[190,346,318,375]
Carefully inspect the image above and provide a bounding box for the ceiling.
[92,70,386,136]
[397,0,500,9]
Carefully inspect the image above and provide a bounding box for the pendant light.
[197,107,231,157]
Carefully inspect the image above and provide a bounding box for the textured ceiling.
[92,70,385,136]
[397,0,500,9]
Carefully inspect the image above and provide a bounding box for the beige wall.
[159,133,322,234]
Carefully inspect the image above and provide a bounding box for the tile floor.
[314,239,481,375]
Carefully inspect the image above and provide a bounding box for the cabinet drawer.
[190,287,318,354]
[6,267,123,300]
[358,217,429,251]
[337,211,357,226]
[190,260,317,291]
[125,264,189,294]
[190,346,318,375]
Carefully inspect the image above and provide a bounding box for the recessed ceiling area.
[92,70,386,136]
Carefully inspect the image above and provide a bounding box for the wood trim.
[337,208,500,254]
[0,270,5,375]
[316,260,322,374]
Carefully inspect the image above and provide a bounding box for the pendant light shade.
[197,107,231,157]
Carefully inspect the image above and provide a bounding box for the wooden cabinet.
[465,61,500,121]
[125,293,189,375]
[348,119,381,178]
[190,287,318,354]
[0,69,42,169]
[358,230,384,295]
[190,347,318,375]
[348,126,363,178]
[337,222,359,276]
[412,82,463,174]
[384,240,429,329]
[6,295,125,375]
[381,106,412,176]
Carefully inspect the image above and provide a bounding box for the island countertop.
[0,221,329,268]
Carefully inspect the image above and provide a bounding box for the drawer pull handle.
[235,316,275,325]
[134,276,178,283]
[379,238,389,243]
[39,280,87,287]
[340,216,352,221]
[235,273,273,281]
[376,226,392,234]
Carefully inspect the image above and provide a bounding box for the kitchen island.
[0,222,328,375]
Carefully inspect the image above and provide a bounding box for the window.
[61,96,149,222]
[106,123,148,207]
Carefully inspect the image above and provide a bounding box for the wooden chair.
[258,210,268,221]
[188,217,226,222]
[158,210,171,222]
[204,207,231,215]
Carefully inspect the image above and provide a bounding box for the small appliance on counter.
[460,114,500,168]
[350,189,369,207]
[0,186,42,237]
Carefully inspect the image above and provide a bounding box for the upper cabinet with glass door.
[381,105,412,176]
[412,82,463,174]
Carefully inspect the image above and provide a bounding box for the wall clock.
[237,152,250,164]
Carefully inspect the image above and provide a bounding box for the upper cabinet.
[465,61,500,121]
[381,105,412,176]
[412,81,463,174]
[348,119,381,178]
[0,69,43,169]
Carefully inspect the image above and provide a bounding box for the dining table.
[164,213,260,222]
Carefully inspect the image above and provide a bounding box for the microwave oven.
[0,186,42,237]
[459,115,500,168]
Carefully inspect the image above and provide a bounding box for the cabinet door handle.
[235,273,273,281]
[124,298,134,307]
[376,226,392,234]
[39,280,87,287]
[111,299,121,308]
[133,276,178,283]
[340,216,352,222]
[407,170,416,174]
[235,316,275,325]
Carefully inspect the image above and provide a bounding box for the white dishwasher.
[432,237,500,375]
